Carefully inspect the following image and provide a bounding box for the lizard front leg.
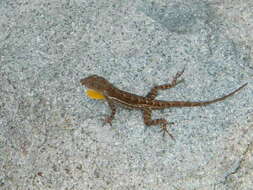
[146,68,185,100]
[103,99,117,126]
[142,109,175,140]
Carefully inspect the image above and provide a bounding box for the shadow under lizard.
[80,69,247,140]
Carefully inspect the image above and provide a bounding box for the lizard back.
[106,83,247,110]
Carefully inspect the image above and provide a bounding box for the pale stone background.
[0,0,252,189]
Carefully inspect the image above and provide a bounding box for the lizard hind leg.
[146,67,185,100]
[142,109,175,140]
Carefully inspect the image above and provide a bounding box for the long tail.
[163,83,248,108]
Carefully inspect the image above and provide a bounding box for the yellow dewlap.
[86,89,105,99]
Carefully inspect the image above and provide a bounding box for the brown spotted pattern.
[80,70,247,139]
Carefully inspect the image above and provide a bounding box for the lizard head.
[80,75,112,94]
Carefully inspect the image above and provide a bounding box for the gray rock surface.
[0,0,252,189]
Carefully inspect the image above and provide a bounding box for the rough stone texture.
[0,0,252,189]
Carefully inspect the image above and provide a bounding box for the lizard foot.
[101,116,113,126]
[160,122,175,141]
[171,67,185,86]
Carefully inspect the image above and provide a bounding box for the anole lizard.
[80,69,247,140]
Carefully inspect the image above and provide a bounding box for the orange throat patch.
[86,89,105,100]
